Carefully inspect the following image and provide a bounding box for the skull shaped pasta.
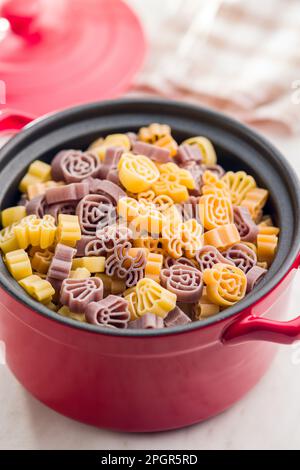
[76,194,117,236]
[160,264,203,303]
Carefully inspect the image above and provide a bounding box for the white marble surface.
[0,133,300,450]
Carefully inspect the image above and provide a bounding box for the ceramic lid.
[0,0,146,116]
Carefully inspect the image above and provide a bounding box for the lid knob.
[1,0,40,37]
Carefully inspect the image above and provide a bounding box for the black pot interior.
[0,99,299,336]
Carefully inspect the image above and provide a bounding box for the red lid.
[0,0,146,116]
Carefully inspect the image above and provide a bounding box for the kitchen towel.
[129,0,300,134]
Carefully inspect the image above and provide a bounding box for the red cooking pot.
[0,99,300,432]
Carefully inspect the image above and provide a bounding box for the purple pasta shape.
[17,194,28,207]
[45,182,89,204]
[84,178,126,205]
[223,243,257,274]
[106,242,146,288]
[246,265,268,293]
[85,225,132,256]
[160,264,203,303]
[163,256,196,269]
[233,206,259,242]
[75,235,94,257]
[85,295,130,328]
[26,195,48,218]
[76,194,117,236]
[176,144,202,165]
[181,161,204,196]
[129,313,164,329]
[52,150,101,183]
[195,245,233,271]
[47,243,76,281]
[47,201,77,223]
[98,147,124,183]
[51,150,70,180]
[164,306,192,327]
[46,243,76,300]
[60,277,104,313]
[132,141,171,163]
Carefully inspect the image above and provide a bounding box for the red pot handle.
[223,256,300,345]
[0,109,35,134]
[222,313,300,345]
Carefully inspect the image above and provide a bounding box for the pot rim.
[0,98,300,337]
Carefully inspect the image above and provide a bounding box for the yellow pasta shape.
[241,188,268,220]
[257,233,278,267]
[152,162,195,203]
[19,274,55,303]
[137,189,156,204]
[19,160,52,193]
[222,171,256,205]
[162,218,203,258]
[88,133,130,160]
[155,134,178,157]
[57,305,86,322]
[182,136,217,164]
[1,206,26,228]
[203,263,247,307]
[72,256,105,273]
[31,249,54,274]
[46,301,58,312]
[56,214,81,247]
[193,287,220,320]
[258,225,280,236]
[27,180,64,200]
[258,215,273,227]
[118,197,163,235]
[203,223,240,250]
[145,252,163,283]
[0,223,19,254]
[118,153,160,193]
[201,171,230,198]
[14,215,57,249]
[135,278,176,318]
[70,267,91,279]
[199,195,232,230]
[138,123,171,144]
[5,249,32,280]
[133,237,164,255]
[95,274,126,296]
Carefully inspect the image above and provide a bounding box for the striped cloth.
[129,0,300,134]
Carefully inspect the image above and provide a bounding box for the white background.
[1,0,300,450]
